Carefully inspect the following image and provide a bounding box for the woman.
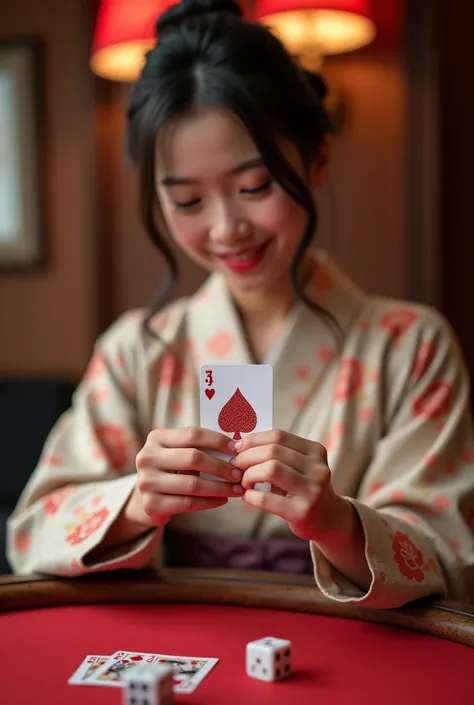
[7,0,474,608]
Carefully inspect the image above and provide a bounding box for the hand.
[229,430,351,541]
[130,427,244,527]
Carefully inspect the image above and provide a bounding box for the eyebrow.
[161,156,265,187]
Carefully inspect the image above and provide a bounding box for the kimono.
[7,251,474,608]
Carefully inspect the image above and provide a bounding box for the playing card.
[67,655,109,685]
[88,650,218,693]
[200,364,273,491]
[87,650,160,687]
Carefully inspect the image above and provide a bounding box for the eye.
[174,198,201,210]
[241,180,273,196]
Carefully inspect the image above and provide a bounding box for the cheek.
[161,202,207,253]
[252,192,304,235]
[171,218,205,250]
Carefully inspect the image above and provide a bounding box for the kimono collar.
[186,251,368,432]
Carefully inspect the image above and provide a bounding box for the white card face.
[85,650,218,693]
[67,655,109,685]
[200,364,273,490]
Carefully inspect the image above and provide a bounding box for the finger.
[242,490,310,523]
[138,447,242,483]
[232,444,308,474]
[144,494,229,521]
[151,471,244,498]
[229,430,326,459]
[241,460,311,494]
[156,426,231,454]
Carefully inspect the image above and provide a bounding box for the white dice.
[246,636,292,682]
[122,662,174,705]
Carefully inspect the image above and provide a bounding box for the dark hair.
[126,0,336,338]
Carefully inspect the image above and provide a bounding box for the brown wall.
[0,0,407,379]
[0,0,96,379]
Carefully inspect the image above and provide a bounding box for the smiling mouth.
[213,240,272,263]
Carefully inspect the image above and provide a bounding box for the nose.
[208,199,252,245]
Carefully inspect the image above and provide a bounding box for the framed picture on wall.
[0,39,44,270]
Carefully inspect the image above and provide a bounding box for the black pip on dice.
[245,637,293,682]
[122,662,174,705]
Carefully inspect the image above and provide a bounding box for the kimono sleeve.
[6,311,162,577]
[311,308,474,608]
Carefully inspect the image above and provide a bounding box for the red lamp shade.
[255,0,377,67]
[91,0,178,81]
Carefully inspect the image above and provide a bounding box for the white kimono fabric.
[7,253,474,608]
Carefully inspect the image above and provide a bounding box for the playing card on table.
[67,655,109,685]
[200,364,273,491]
[87,650,218,693]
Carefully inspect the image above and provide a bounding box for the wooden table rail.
[1,569,474,648]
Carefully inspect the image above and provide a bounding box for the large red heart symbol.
[205,389,215,400]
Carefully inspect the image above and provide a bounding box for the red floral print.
[295,365,310,380]
[449,538,461,552]
[367,480,385,497]
[392,531,425,582]
[432,495,451,512]
[43,487,76,516]
[412,381,453,420]
[72,504,86,517]
[334,358,363,401]
[149,311,170,331]
[42,454,63,467]
[380,309,418,340]
[85,352,107,382]
[359,407,374,422]
[318,347,335,364]
[390,489,406,502]
[160,351,185,388]
[170,399,183,415]
[14,530,31,554]
[400,513,419,526]
[206,331,234,357]
[94,424,129,471]
[293,395,309,410]
[324,422,344,452]
[90,389,110,405]
[115,353,126,367]
[123,379,135,397]
[412,340,436,381]
[66,507,110,546]
[424,454,438,483]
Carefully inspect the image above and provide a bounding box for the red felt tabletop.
[0,603,472,705]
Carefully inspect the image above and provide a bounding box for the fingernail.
[234,441,243,451]
[233,484,244,494]
[231,468,242,480]
[228,441,237,452]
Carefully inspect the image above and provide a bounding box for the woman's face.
[155,108,327,299]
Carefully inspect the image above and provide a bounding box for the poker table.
[1,569,473,705]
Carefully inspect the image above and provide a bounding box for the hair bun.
[304,71,328,101]
[157,0,242,35]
